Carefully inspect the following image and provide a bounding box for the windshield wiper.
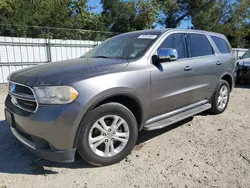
[93,56,110,58]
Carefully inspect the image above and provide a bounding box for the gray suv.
[5,29,235,166]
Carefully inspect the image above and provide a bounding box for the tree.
[157,0,189,28]
[101,0,159,33]
[0,0,74,37]
[0,0,108,39]
[0,0,249,47]
[156,0,215,28]
[69,0,105,31]
[191,0,250,47]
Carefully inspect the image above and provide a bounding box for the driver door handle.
[184,66,192,71]
[216,61,222,65]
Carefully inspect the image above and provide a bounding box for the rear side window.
[159,33,188,59]
[186,34,214,57]
[211,36,231,54]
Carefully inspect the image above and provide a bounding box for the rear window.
[211,36,231,54]
[186,34,214,57]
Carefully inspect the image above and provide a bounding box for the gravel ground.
[0,84,250,188]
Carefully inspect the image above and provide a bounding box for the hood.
[9,58,128,86]
[238,58,250,67]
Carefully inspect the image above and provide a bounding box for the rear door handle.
[184,66,192,71]
[216,61,222,65]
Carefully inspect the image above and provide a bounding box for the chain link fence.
[0,25,117,83]
[0,24,117,41]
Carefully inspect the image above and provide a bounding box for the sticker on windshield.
[138,35,157,39]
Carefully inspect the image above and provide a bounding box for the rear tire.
[76,102,138,166]
[210,80,230,114]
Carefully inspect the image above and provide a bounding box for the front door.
[150,33,196,118]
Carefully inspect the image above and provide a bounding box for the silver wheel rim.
[217,85,228,110]
[88,115,130,157]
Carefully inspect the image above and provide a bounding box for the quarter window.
[186,34,214,57]
[211,36,231,54]
[158,33,188,59]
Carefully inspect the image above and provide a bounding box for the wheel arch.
[220,73,233,91]
[89,92,144,128]
[73,91,144,148]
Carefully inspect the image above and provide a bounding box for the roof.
[115,28,226,40]
[130,28,226,38]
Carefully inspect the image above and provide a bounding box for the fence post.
[237,46,239,60]
[46,38,52,62]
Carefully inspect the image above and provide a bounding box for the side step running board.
[143,103,211,131]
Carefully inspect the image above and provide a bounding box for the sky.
[88,0,102,13]
[87,0,192,29]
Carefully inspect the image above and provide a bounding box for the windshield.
[242,50,250,59]
[83,32,161,59]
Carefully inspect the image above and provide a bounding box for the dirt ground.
[0,84,250,188]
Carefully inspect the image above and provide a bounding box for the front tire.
[77,102,138,166]
[210,80,230,114]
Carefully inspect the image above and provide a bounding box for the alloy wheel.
[88,115,130,157]
[217,85,228,110]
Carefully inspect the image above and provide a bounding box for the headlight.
[238,60,244,66]
[33,86,79,104]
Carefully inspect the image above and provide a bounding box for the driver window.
[158,33,188,59]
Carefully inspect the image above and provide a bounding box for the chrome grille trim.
[8,81,39,113]
[8,91,36,101]
[11,97,36,113]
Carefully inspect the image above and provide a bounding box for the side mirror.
[158,48,178,62]
[239,56,243,59]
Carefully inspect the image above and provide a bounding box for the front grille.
[15,84,33,95]
[8,82,38,113]
[16,98,37,112]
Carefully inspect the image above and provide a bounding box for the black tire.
[210,80,230,114]
[76,102,138,166]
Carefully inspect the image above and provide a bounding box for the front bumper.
[5,94,86,163]
[238,65,250,70]
[237,65,250,80]
[10,126,76,163]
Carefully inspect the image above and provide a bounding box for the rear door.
[210,35,235,77]
[185,33,219,102]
